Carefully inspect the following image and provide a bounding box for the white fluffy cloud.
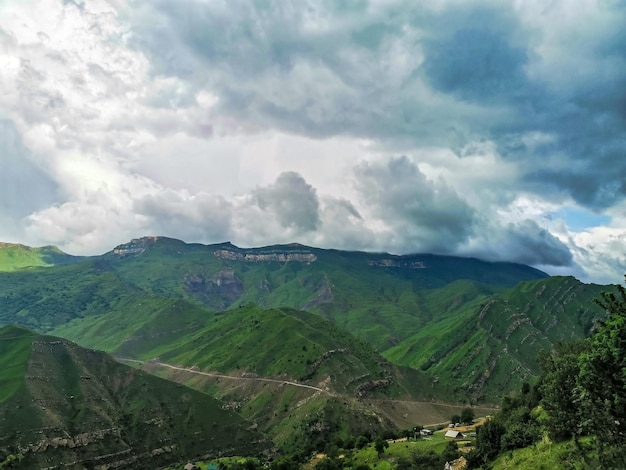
[1,0,625,284]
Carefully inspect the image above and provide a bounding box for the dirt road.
[117,357,326,393]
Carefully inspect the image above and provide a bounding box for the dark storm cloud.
[472,219,574,267]
[253,171,321,233]
[129,0,626,213]
[422,5,529,103]
[354,156,475,253]
[129,0,487,146]
[0,120,58,218]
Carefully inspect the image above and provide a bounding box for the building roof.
[444,430,464,439]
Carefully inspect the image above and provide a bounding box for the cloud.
[1,0,625,284]
[313,196,375,251]
[353,156,476,253]
[0,120,58,218]
[469,219,574,267]
[422,5,529,103]
[253,171,320,234]
[134,189,232,242]
[129,0,626,214]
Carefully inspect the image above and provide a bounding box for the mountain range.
[0,236,615,465]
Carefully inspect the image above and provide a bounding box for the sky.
[0,0,625,284]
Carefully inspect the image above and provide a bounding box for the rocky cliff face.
[214,249,317,264]
[184,268,244,310]
[368,259,427,269]
[111,236,161,257]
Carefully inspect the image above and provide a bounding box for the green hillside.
[52,302,462,450]
[0,242,83,271]
[98,237,547,350]
[0,237,613,404]
[385,276,609,402]
[0,325,270,469]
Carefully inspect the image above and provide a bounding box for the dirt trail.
[117,358,327,393]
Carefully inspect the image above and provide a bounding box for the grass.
[492,436,597,469]
[0,243,81,271]
[342,429,470,469]
[0,325,33,402]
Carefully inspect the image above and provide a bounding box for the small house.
[444,430,465,439]
[419,429,433,436]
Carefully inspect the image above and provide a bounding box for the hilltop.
[0,243,83,272]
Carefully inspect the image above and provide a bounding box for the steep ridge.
[0,326,270,469]
[384,276,609,402]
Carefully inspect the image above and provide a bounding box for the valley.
[0,237,615,468]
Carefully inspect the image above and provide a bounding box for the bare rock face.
[111,237,161,257]
[368,259,427,269]
[213,249,317,264]
[184,268,244,310]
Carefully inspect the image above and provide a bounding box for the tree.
[355,435,369,449]
[460,407,475,424]
[576,280,626,467]
[397,449,441,470]
[374,437,389,458]
[315,458,339,470]
[441,440,460,463]
[538,340,589,440]
[466,419,506,468]
[0,454,24,469]
[450,414,461,425]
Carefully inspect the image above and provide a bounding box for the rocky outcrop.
[368,259,427,269]
[214,249,317,264]
[111,237,161,256]
[184,268,244,310]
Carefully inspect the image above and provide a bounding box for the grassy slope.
[0,325,34,402]
[50,297,210,354]
[0,258,159,331]
[54,303,425,398]
[0,243,82,271]
[385,276,610,402]
[101,238,548,352]
[492,437,596,469]
[54,301,466,450]
[0,325,270,468]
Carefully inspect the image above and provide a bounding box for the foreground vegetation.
[167,429,465,470]
[464,278,626,469]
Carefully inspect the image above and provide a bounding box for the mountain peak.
[111,236,166,256]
